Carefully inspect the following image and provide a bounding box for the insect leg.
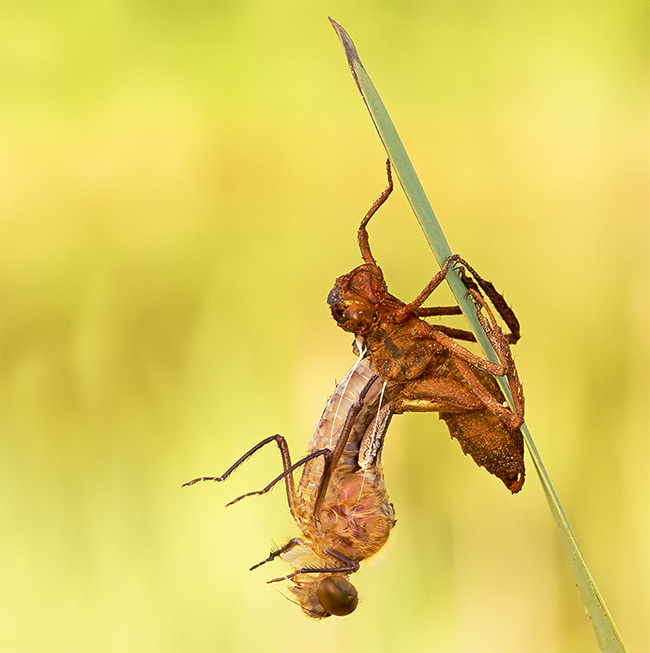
[415,305,463,317]
[415,308,479,342]
[411,258,521,345]
[324,549,361,573]
[183,435,293,487]
[183,434,316,522]
[311,374,380,522]
[455,257,521,344]
[432,329,508,377]
[429,286,524,429]
[465,287,525,422]
[226,448,333,511]
[358,158,393,265]
[249,537,304,571]
[452,357,523,430]
[421,323,477,342]
[266,549,360,583]
[395,374,525,491]
[402,254,461,313]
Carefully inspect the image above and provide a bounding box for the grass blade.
[329,17,626,653]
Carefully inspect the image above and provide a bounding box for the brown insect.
[184,351,400,618]
[327,160,526,492]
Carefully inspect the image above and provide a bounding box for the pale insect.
[184,345,399,618]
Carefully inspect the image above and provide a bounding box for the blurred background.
[1,2,648,652]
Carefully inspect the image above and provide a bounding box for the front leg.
[402,254,461,315]
[358,158,394,265]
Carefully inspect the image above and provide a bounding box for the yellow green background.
[2,2,648,652]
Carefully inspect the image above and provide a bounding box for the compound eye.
[330,301,347,323]
[317,576,359,616]
[331,300,376,334]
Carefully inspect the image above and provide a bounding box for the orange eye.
[317,576,359,616]
[344,303,367,324]
[331,300,376,334]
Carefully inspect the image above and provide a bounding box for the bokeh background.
[1,2,648,652]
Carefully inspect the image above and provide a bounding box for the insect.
[327,160,526,492]
[184,348,399,618]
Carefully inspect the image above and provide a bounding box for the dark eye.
[317,576,359,616]
[330,302,347,323]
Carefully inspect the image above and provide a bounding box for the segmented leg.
[402,254,461,315]
[465,287,525,423]
[183,434,324,522]
[456,258,521,343]
[311,373,380,522]
[358,158,393,265]
[226,448,332,510]
[424,324,477,343]
[266,549,360,584]
[356,161,520,347]
[413,257,520,346]
[402,286,524,431]
[182,435,293,490]
[415,305,463,317]
[249,537,303,571]
[452,357,523,430]
[430,284,518,379]
[433,330,508,377]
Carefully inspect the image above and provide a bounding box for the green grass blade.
[329,17,626,653]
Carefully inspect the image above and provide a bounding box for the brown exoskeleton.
[184,350,400,618]
[328,161,526,492]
